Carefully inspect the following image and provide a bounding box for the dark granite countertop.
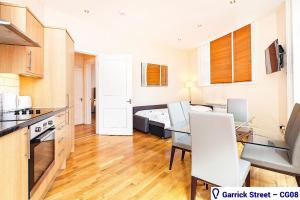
[0,107,67,138]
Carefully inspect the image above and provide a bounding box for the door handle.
[126,99,132,104]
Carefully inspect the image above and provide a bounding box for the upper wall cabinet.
[0,3,44,77]
[198,24,252,85]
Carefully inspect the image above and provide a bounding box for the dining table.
[165,120,289,150]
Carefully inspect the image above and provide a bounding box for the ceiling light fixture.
[119,9,126,15]
[229,0,236,4]
[84,9,90,14]
[178,38,182,42]
[197,24,203,28]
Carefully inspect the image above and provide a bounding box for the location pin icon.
[212,188,220,199]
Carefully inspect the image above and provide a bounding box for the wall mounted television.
[265,39,285,74]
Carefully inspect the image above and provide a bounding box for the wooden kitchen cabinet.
[25,10,44,76]
[20,27,75,157]
[0,3,44,77]
[0,128,29,200]
[23,28,75,199]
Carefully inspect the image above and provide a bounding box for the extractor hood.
[0,19,40,47]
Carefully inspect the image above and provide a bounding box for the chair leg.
[245,171,250,187]
[181,150,186,161]
[191,176,197,200]
[169,146,176,170]
[296,176,300,187]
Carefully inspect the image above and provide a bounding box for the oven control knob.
[35,127,42,132]
[48,121,53,126]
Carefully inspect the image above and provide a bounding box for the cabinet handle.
[66,94,69,108]
[28,50,32,70]
[58,136,64,143]
[26,130,30,159]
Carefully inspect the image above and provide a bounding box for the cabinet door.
[0,128,29,200]
[0,4,27,74]
[25,10,44,77]
[0,4,26,32]
[66,33,75,107]
[0,4,44,77]
[65,34,75,156]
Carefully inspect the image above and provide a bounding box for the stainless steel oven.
[28,116,55,196]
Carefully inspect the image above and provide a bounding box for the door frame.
[74,67,84,125]
[74,50,99,132]
[84,63,92,125]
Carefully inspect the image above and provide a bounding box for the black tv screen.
[265,39,280,74]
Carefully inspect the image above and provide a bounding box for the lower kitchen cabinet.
[55,112,67,169]
[0,128,29,200]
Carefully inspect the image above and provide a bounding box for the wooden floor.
[45,126,297,200]
[75,114,96,139]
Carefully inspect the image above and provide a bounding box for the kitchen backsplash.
[0,74,19,94]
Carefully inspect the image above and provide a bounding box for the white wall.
[42,6,190,106]
[189,4,287,135]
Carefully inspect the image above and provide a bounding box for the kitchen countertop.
[0,107,67,137]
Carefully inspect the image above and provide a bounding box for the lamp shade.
[185,81,196,88]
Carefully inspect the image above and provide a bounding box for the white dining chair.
[241,103,300,186]
[180,100,191,122]
[190,111,251,200]
[227,98,249,122]
[167,102,191,170]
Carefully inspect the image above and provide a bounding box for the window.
[198,24,252,86]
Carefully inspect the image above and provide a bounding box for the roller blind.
[234,24,252,82]
[210,33,233,84]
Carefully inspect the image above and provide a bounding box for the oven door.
[29,128,55,193]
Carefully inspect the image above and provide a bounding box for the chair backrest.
[227,98,248,122]
[284,103,300,167]
[167,102,186,126]
[180,101,191,122]
[190,111,240,186]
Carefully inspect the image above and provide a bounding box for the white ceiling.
[43,0,284,49]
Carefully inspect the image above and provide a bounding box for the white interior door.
[98,54,133,135]
[74,68,84,125]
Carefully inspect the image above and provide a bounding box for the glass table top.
[165,122,289,150]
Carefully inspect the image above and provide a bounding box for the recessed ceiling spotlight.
[119,9,126,15]
[229,0,236,4]
[197,24,203,28]
[84,9,90,14]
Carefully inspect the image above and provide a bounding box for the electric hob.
[0,108,56,122]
